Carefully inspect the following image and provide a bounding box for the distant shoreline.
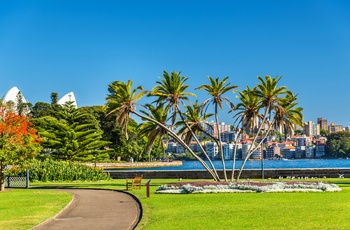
[85,161,183,169]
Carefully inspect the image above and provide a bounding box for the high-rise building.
[317,117,328,131]
[304,121,320,136]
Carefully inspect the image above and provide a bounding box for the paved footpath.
[33,189,141,230]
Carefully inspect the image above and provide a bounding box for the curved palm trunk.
[236,105,270,181]
[175,105,220,181]
[132,111,220,181]
[230,128,241,181]
[215,105,228,181]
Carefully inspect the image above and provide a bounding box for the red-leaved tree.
[0,105,42,191]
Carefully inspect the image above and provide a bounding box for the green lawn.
[0,189,72,230]
[2,179,350,229]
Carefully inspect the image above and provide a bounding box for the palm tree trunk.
[215,105,228,181]
[175,105,221,181]
[236,105,270,181]
[230,128,241,181]
[132,111,220,181]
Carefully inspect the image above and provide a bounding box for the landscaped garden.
[1,178,350,229]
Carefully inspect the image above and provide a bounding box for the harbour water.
[129,159,350,171]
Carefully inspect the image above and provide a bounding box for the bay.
[128,159,350,171]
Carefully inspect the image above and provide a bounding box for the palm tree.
[196,76,237,181]
[174,100,220,180]
[138,104,169,161]
[175,101,214,145]
[273,92,303,139]
[150,71,223,181]
[106,79,220,181]
[150,70,195,125]
[106,80,148,140]
[236,75,290,181]
[231,87,262,181]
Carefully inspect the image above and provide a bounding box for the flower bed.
[156,181,342,194]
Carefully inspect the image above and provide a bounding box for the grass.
[0,189,72,230]
[2,178,350,229]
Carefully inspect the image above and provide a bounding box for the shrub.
[6,159,110,182]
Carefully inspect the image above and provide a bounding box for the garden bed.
[156,180,342,194]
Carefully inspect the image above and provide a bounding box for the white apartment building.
[205,142,219,159]
[223,143,234,160]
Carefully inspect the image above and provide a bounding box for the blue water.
[128,159,350,171]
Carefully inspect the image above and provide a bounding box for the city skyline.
[1,1,350,125]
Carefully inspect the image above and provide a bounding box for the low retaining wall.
[107,168,350,179]
[86,161,182,169]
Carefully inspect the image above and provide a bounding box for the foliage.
[0,105,42,191]
[32,105,111,161]
[105,73,304,182]
[7,159,110,182]
[326,131,350,157]
[320,128,328,137]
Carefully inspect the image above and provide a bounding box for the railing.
[5,169,29,188]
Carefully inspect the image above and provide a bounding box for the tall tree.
[33,105,111,161]
[106,80,147,140]
[150,70,195,125]
[150,71,220,180]
[196,76,237,181]
[236,76,291,180]
[231,86,262,180]
[138,104,169,161]
[0,105,42,191]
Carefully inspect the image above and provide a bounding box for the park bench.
[126,175,143,190]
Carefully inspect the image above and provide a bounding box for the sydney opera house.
[1,86,78,110]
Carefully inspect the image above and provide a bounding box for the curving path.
[33,189,141,230]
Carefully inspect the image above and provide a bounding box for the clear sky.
[1,0,350,126]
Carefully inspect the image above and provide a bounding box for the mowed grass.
[3,178,350,229]
[130,178,350,230]
[0,189,72,230]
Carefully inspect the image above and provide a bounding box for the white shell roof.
[2,86,28,104]
[58,92,78,108]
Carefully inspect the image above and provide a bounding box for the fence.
[5,169,30,188]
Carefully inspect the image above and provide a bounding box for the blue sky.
[1,1,350,126]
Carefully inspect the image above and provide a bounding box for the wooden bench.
[126,175,143,190]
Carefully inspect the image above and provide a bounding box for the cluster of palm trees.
[106,71,303,182]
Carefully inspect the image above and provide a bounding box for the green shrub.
[7,159,111,182]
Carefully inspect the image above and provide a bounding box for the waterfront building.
[306,146,315,158]
[176,144,185,154]
[304,121,320,137]
[295,146,306,158]
[315,143,326,158]
[166,142,177,153]
[223,143,234,160]
[328,122,344,134]
[251,146,262,159]
[295,135,312,146]
[282,146,296,159]
[241,143,252,159]
[205,142,218,159]
[266,144,281,159]
[317,117,328,131]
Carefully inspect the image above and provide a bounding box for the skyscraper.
[317,117,328,131]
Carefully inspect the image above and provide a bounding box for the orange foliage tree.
[0,106,42,191]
